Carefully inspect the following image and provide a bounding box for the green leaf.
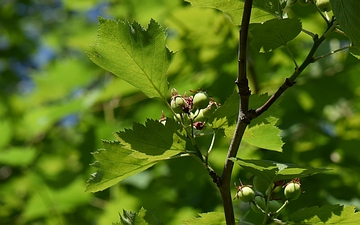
[331,0,360,58]
[242,120,284,151]
[114,119,186,158]
[249,18,302,53]
[186,0,286,24]
[210,92,280,128]
[88,17,174,98]
[288,205,360,224]
[210,93,283,151]
[115,208,164,225]
[209,92,239,129]
[183,212,227,225]
[231,158,328,184]
[86,119,186,192]
[224,119,283,152]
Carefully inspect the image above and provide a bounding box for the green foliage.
[288,205,360,224]
[2,0,360,224]
[88,17,174,98]
[249,18,302,53]
[86,119,186,192]
[330,0,360,57]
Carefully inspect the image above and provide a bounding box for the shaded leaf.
[231,158,328,184]
[186,0,286,24]
[331,0,360,58]
[86,119,187,192]
[88,17,174,98]
[249,18,302,53]
[183,212,227,225]
[288,205,360,224]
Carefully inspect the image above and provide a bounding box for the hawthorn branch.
[219,1,253,224]
[253,20,338,119]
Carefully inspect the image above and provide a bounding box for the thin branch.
[252,19,338,120]
[313,45,350,62]
[219,1,253,225]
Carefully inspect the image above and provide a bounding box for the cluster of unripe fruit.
[169,89,219,130]
[290,0,332,12]
[234,177,302,215]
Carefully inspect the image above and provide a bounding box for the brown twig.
[219,1,253,224]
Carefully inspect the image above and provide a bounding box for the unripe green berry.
[171,96,186,113]
[284,182,301,200]
[193,92,209,109]
[194,109,206,122]
[316,0,332,12]
[202,102,218,118]
[238,186,255,202]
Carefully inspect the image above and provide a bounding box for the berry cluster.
[233,177,302,215]
[169,88,219,131]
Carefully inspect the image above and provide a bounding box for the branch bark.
[219,1,253,224]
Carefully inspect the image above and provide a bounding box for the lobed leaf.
[114,119,186,158]
[331,0,360,58]
[86,119,187,192]
[88,17,174,98]
[288,204,360,224]
[249,18,302,53]
[186,0,287,24]
[242,121,284,151]
[231,158,329,184]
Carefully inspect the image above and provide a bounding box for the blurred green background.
[0,1,359,224]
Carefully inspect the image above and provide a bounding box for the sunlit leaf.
[288,205,360,224]
[231,158,328,184]
[88,17,174,98]
[114,119,186,158]
[86,119,186,192]
[249,18,302,53]
[242,121,283,151]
